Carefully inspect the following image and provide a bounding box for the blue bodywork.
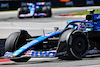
[65,13,100,31]
[19,2,48,17]
[13,31,62,56]
[4,13,100,58]
[4,31,62,57]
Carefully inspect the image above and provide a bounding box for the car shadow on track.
[2,54,100,65]
[0,17,17,21]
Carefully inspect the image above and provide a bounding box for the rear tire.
[42,6,52,17]
[68,34,88,59]
[46,6,52,17]
[57,30,89,60]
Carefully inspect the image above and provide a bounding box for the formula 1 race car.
[18,0,52,18]
[4,10,100,62]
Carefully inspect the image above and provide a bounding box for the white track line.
[81,65,100,67]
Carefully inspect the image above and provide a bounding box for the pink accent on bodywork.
[19,14,31,17]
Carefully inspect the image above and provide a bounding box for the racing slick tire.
[69,33,88,59]
[18,7,30,19]
[18,12,24,19]
[5,30,31,62]
[42,6,52,17]
[57,29,89,60]
[5,30,30,52]
[46,6,52,17]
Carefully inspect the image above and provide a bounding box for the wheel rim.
[70,35,88,58]
[74,37,85,53]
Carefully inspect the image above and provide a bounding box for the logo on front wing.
[23,50,56,57]
[31,51,56,57]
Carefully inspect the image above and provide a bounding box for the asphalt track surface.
[0,6,100,38]
[0,6,100,67]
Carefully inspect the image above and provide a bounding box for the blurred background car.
[18,0,52,18]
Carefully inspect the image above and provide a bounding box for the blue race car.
[18,0,52,18]
[4,9,100,62]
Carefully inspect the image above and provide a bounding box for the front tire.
[5,30,30,52]
[5,32,21,52]
[18,12,24,19]
[5,30,31,62]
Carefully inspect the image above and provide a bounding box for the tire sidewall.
[68,30,89,59]
[5,32,20,52]
[5,31,27,52]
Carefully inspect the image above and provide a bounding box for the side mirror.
[54,27,59,31]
